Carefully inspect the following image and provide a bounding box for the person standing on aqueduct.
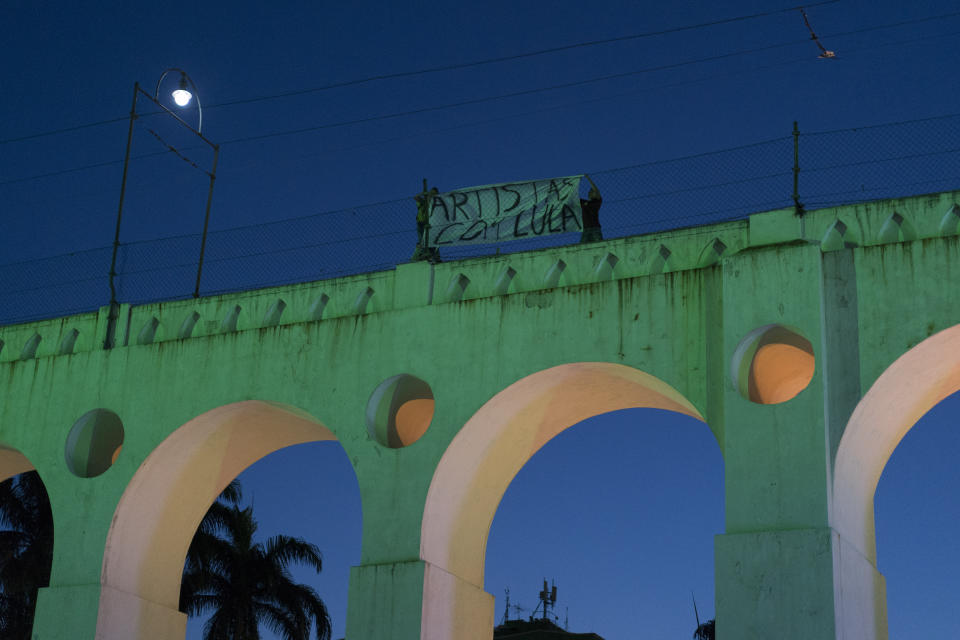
[580,174,603,242]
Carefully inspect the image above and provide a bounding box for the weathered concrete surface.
[716,528,836,640]
[0,190,958,639]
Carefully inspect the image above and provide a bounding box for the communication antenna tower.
[501,587,528,622]
[536,578,558,622]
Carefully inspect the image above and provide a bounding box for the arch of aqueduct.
[1,190,959,638]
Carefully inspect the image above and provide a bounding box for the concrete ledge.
[749,207,803,247]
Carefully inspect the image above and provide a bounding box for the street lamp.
[154,68,204,133]
[172,75,192,107]
[105,68,220,348]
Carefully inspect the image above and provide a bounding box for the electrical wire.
[8,42,801,185]
[2,111,958,273]
[192,22,960,179]
[805,175,960,206]
[216,12,960,146]
[0,150,163,186]
[7,9,960,190]
[4,2,958,162]
[205,0,841,110]
[282,27,960,167]
[4,10,960,186]
[804,146,960,173]
[2,14,960,303]
[212,5,955,113]
[6,21,956,189]
[807,111,960,136]
[3,38,807,185]
[0,116,128,146]
[0,0,841,146]
[217,38,809,146]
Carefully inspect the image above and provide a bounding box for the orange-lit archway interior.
[832,325,960,640]
[420,362,706,636]
[97,401,337,639]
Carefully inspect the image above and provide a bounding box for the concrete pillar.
[820,249,890,640]
[715,529,836,639]
[714,527,887,640]
[716,244,839,638]
[345,560,427,639]
[35,583,187,640]
[33,585,101,640]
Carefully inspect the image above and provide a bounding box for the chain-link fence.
[802,113,960,208]
[3,112,960,326]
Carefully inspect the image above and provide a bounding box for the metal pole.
[422,178,430,248]
[193,144,220,298]
[105,82,139,349]
[792,120,804,217]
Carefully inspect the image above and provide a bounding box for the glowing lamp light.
[172,88,192,106]
[172,74,192,106]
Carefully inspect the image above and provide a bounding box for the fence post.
[105,82,140,350]
[792,121,805,217]
[193,144,220,299]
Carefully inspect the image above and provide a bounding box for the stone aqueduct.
[1,191,959,639]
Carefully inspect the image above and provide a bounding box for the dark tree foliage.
[694,618,716,640]
[180,481,332,640]
[0,471,54,640]
[181,479,245,608]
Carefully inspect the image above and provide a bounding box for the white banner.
[427,176,583,247]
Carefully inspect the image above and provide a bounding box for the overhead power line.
[0,149,167,186]
[0,116,129,146]
[3,107,960,271]
[215,9,960,146]
[218,40,812,145]
[297,27,960,164]
[3,11,960,187]
[0,39,798,186]
[206,0,841,110]
[0,1,840,146]
[2,38,818,185]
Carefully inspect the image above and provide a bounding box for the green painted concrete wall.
[1,191,958,639]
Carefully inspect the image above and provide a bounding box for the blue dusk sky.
[2,1,959,639]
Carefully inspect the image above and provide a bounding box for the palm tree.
[181,480,245,609]
[0,471,54,639]
[693,618,716,640]
[180,486,331,640]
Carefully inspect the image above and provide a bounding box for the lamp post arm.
[153,68,180,100]
[193,87,203,136]
[136,87,215,147]
[153,67,205,135]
